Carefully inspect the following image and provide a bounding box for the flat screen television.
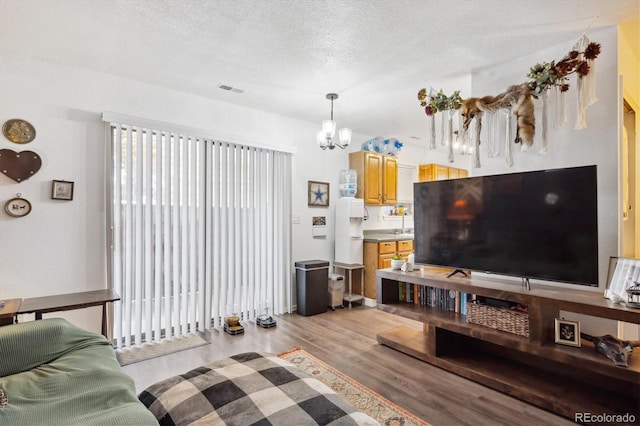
[413,165,598,286]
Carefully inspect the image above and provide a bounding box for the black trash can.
[295,260,329,316]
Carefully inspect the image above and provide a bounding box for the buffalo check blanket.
[139,352,378,426]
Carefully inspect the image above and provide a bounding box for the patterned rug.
[116,333,209,366]
[279,347,430,426]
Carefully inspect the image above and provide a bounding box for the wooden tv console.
[376,268,640,422]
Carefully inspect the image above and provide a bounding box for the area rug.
[116,333,209,366]
[279,347,430,426]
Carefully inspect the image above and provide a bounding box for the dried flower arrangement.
[527,41,601,95]
[417,89,462,116]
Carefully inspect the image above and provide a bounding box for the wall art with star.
[308,181,329,207]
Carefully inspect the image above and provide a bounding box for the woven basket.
[466,301,530,337]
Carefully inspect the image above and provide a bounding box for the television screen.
[413,165,598,286]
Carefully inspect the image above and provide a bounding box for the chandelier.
[452,130,474,156]
[317,93,352,150]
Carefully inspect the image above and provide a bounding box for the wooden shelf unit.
[376,268,640,422]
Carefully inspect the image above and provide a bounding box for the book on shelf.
[393,283,477,316]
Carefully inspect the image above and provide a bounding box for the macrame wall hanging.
[417,35,601,168]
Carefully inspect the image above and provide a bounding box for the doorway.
[622,98,638,257]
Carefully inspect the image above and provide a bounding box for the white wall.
[361,74,474,232]
[465,27,620,335]
[0,52,371,332]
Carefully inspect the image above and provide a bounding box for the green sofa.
[0,318,158,425]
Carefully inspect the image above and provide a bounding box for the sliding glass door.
[106,120,292,348]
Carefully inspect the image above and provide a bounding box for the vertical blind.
[107,121,292,348]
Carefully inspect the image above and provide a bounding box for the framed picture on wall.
[308,181,329,207]
[52,180,74,200]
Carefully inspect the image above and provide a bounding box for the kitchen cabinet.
[377,241,397,270]
[418,163,468,181]
[363,239,413,299]
[349,151,397,205]
[379,240,413,268]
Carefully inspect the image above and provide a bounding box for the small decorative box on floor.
[466,299,530,337]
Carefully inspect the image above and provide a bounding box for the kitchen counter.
[363,232,414,242]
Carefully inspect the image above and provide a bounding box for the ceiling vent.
[218,84,245,94]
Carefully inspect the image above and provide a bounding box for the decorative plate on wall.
[2,119,36,144]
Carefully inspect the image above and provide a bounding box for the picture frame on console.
[555,318,581,347]
[605,256,640,305]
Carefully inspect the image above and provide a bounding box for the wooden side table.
[0,298,22,326]
[19,289,120,337]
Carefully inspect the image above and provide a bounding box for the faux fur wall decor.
[417,36,601,167]
[459,83,535,146]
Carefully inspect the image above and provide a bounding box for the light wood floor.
[123,306,574,426]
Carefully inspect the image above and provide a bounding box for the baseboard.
[292,300,376,311]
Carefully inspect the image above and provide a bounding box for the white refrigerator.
[334,198,364,264]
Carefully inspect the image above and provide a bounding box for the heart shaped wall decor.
[0,149,42,182]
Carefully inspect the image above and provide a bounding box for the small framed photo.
[555,318,581,347]
[52,180,74,200]
[308,181,329,207]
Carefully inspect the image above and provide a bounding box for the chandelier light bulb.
[322,120,336,139]
[339,127,352,146]
[317,130,328,148]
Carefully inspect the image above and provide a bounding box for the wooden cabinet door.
[383,156,398,205]
[434,164,450,180]
[380,241,402,268]
[379,253,396,269]
[418,164,431,182]
[397,240,413,253]
[364,152,383,204]
[448,167,469,179]
[378,241,397,255]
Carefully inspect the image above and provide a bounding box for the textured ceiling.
[1,0,639,145]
